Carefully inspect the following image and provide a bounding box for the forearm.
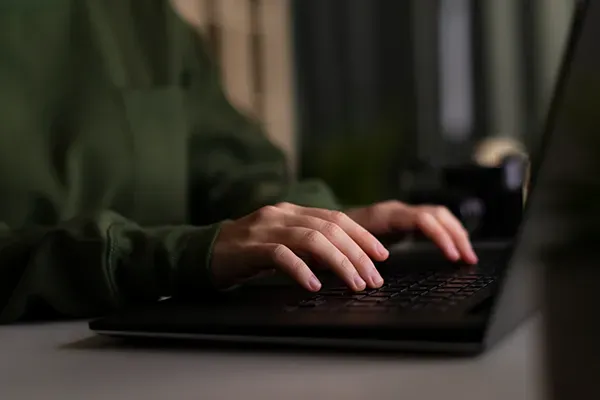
[0,211,223,324]
[280,179,342,210]
[190,161,343,224]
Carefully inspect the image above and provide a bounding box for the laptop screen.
[483,0,599,360]
[504,0,600,398]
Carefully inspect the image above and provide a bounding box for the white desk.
[0,317,545,400]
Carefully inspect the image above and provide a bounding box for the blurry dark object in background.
[402,155,528,241]
[444,155,527,239]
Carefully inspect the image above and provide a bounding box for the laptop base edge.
[93,329,485,356]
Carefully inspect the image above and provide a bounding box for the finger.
[284,215,384,288]
[428,207,478,264]
[263,244,322,292]
[274,227,367,291]
[293,206,389,262]
[373,201,417,231]
[413,211,461,261]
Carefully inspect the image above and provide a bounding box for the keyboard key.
[443,284,468,289]
[369,292,391,298]
[285,268,497,313]
[426,292,453,299]
[434,286,461,293]
[406,289,427,296]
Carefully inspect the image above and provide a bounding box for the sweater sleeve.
[0,211,225,324]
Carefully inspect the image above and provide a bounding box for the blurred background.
[172,0,576,206]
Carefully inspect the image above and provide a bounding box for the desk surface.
[0,317,545,400]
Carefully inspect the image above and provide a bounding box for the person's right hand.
[210,202,390,293]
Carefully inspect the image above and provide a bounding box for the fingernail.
[354,275,366,290]
[378,243,389,258]
[372,274,384,287]
[309,276,322,291]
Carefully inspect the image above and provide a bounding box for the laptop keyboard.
[285,267,497,313]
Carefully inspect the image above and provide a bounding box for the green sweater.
[0,0,339,323]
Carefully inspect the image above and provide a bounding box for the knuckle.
[415,210,433,225]
[239,224,256,240]
[434,206,450,217]
[275,202,293,210]
[304,229,324,245]
[455,222,469,236]
[339,256,355,273]
[321,222,342,237]
[356,252,371,267]
[290,258,306,275]
[328,210,348,224]
[383,200,402,208]
[270,244,289,263]
[257,205,280,220]
[379,200,405,214]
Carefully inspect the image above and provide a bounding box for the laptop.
[89,0,590,355]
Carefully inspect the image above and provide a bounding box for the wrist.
[173,221,225,298]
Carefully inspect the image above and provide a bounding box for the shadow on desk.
[59,332,476,363]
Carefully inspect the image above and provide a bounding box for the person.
[0,0,477,324]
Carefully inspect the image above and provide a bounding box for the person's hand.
[210,201,476,293]
[211,202,389,293]
[345,200,478,264]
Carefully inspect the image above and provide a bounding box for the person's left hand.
[345,200,478,264]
